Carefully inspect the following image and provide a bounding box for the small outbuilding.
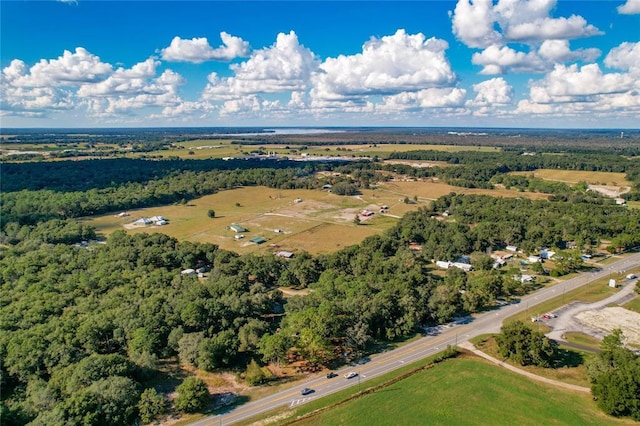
[229,224,247,233]
[276,251,294,259]
[250,236,267,244]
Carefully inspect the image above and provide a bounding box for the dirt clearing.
[575,307,640,347]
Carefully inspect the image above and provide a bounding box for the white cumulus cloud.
[503,15,601,42]
[379,88,467,112]
[513,41,640,122]
[604,42,640,73]
[5,48,112,88]
[468,77,513,106]
[452,0,501,48]
[472,45,545,74]
[202,31,319,100]
[538,39,600,63]
[0,48,112,116]
[311,29,456,104]
[161,32,250,63]
[529,63,635,103]
[618,0,640,14]
[452,0,602,76]
[453,0,601,47]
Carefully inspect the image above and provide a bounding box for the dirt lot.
[588,184,631,198]
[575,307,640,347]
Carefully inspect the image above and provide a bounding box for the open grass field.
[131,140,501,160]
[623,297,640,314]
[511,169,632,187]
[85,179,554,255]
[287,357,632,426]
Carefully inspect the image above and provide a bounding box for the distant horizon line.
[2,126,638,131]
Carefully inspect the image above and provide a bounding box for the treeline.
[430,193,640,254]
[0,158,323,192]
[388,150,634,173]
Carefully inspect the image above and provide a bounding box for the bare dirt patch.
[575,307,640,346]
[588,184,631,199]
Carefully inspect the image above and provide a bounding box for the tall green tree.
[174,377,209,413]
[495,321,558,367]
[138,388,165,424]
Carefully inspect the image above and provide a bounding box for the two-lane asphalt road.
[192,253,640,426]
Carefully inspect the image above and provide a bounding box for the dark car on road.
[300,387,314,395]
[326,372,338,379]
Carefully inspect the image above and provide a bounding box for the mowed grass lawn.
[86,180,555,255]
[291,358,633,426]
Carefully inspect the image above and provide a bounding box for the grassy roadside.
[280,356,634,426]
[230,349,457,426]
[564,332,602,350]
[470,335,592,388]
[623,296,640,313]
[504,273,626,325]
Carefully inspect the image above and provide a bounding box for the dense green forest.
[2,143,640,424]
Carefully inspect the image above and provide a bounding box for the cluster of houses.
[434,244,564,278]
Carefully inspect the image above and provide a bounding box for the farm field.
[132,140,501,160]
[511,169,632,187]
[288,358,632,426]
[86,179,554,255]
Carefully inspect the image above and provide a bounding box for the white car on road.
[344,372,358,379]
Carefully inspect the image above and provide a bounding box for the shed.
[276,251,294,258]
[250,236,267,244]
[506,245,518,252]
[181,268,196,275]
[229,224,247,233]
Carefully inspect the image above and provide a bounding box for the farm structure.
[229,224,247,233]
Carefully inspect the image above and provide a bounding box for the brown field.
[132,140,500,160]
[511,169,632,187]
[86,179,552,255]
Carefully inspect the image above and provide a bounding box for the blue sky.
[1,0,639,128]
